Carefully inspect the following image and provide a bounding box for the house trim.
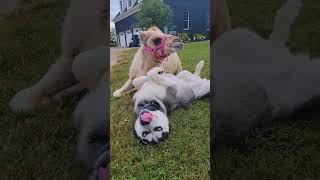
[183,11,190,31]
[127,0,133,9]
[113,3,141,23]
[119,0,124,13]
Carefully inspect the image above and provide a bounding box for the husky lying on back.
[213,0,320,145]
[132,61,210,144]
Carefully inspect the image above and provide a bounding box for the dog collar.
[143,34,169,62]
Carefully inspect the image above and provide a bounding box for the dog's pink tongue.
[141,112,153,122]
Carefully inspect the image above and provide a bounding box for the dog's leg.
[10,57,77,112]
[72,46,107,91]
[177,60,205,81]
[194,60,204,75]
[193,80,210,98]
[132,76,148,90]
[113,79,134,97]
[177,71,200,81]
[270,0,302,46]
[147,67,178,89]
[175,60,183,74]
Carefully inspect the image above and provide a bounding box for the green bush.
[192,33,207,41]
[177,32,191,43]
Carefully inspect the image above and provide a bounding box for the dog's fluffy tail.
[194,60,204,76]
[270,0,302,46]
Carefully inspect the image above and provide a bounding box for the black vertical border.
[210,0,214,179]
[106,0,111,178]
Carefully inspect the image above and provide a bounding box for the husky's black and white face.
[134,107,169,144]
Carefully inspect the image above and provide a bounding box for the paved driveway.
[110,47,137,65]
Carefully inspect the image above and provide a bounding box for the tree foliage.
[110,27,117,47]
[137,0,173,30]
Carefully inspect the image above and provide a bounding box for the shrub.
[177,32,190,43]
[192,33,207,41]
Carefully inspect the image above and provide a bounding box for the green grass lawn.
[110,41,210,179]
[0,0,81,179]
[214,0,320,179]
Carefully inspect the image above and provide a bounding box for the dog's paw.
[147,67,164,77]
[147,67,165,83]
[10,88,41,112]
[112,89,122,97]
[133,110,169,144]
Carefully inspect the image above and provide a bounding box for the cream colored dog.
[113,26,184,97]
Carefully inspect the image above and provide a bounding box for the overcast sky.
[110,0,120,28]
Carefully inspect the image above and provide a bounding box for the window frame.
[183,11,190,30]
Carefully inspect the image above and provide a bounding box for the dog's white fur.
[10,0,106,112]
[133,61,210,144]
[212,0,320,144]
[113,26,183,97]
[8,0,108,178]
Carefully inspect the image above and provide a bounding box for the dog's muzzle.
[143,34,169,62]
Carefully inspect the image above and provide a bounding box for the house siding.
[115,13,138,33]
[164,0,210,35]
[113,0,210,47]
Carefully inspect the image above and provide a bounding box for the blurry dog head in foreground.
[211,0,320,146]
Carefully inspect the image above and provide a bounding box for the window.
[128,0,132,7]
[183,11,189,30]
[206,12,210,30]
[120,0,123,12]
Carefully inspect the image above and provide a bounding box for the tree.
[110,27,117,47]
[136,0,173,30]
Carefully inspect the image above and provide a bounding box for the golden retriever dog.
[112,26,184,97]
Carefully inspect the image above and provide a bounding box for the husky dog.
[212,0,320,145]
[132,61,210,144]
[7,0,108,179]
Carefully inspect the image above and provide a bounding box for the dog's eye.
[142,131,150,137]
[153,126,163,131]
[153,38,161,45]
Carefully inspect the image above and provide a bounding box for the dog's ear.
[139,31,149,44]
